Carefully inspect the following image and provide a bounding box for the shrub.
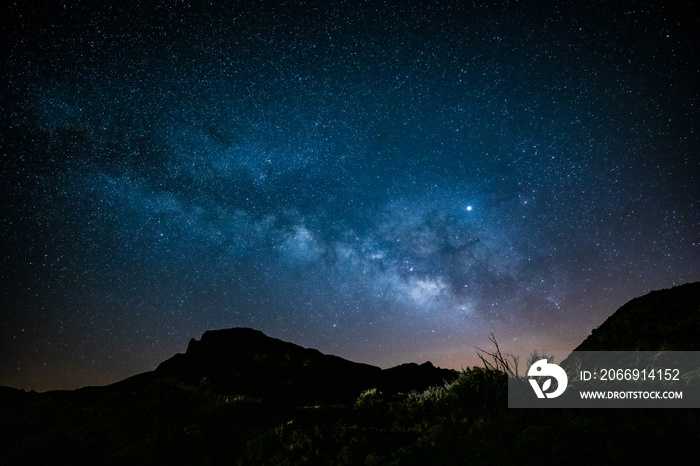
[354,388,383,410]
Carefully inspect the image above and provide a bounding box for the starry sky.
[2,0,698,392]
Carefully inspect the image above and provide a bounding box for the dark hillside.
[572,282,700,352]
[1,286,698,465]
[155,327,457,405]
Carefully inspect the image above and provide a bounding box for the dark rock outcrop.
[155,327,457,405]
[560,282,700,373]
[572,282,700,352]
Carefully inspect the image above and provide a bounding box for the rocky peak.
[155,327,457,405]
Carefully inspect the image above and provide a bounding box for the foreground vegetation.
[6,285,698,464]
[3,358,697,465]
[241,365,698,465]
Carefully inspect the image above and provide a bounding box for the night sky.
[2,1,698,392]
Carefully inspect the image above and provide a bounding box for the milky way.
[2,1,698,391]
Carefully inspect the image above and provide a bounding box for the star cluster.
[2,0,698,391]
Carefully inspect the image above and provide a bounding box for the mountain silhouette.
[153,327,458,404]
[572,282,700,352]
[1,284,698,465]
[0,328,458,464]
[559,282,700,377]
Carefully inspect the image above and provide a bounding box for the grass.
[2,338,698,465]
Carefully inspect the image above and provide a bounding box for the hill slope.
[153,327,457,404]
[573,282,700,352]
[1,285,698,464]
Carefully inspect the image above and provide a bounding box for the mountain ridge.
[153,327,458,405]
[4,282,699,398]
[2,283,698,465]
[0,327,459,406]
[572,282,700,352]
